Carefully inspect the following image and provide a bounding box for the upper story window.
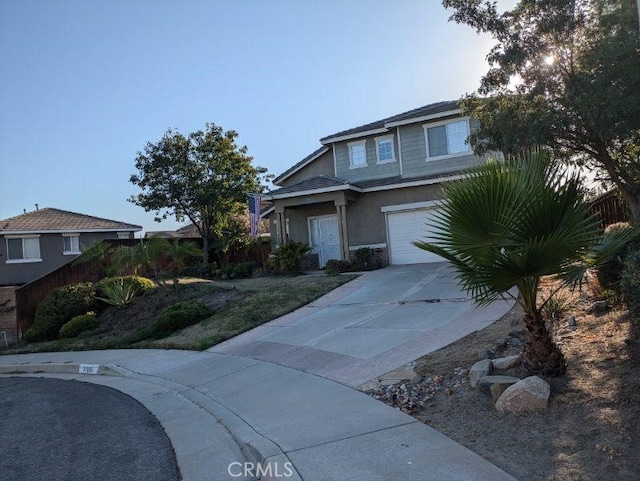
[6,235,41,263]
[348,140,367,168]
[375,135,396,164]
[63,234,80,255]
[424,119,470,160]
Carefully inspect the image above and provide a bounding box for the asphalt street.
[0,377,180,481]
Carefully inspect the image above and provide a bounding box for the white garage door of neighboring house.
[386,208,444,265]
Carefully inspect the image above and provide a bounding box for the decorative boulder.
[469,359,493,388]
[495,376,551,414]
[477,375,521,401]
[491,354,522,370]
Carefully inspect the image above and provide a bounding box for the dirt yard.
[366,277,640,480]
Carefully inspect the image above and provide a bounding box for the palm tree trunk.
[522,313,566,376]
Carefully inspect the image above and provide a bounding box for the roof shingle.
[0,208,142,233]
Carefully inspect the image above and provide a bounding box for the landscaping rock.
[492,354,521,370]
[568,316,577,328]
[510,317,520,326]
[469,359,493,387]
[495,337,508,350]
[495,376,551,414]
[477,348,495,360]
[508,329,527,340]
[510,338,524,347]
[477,375,521,401]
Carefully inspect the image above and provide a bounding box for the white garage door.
[387,208,444,264]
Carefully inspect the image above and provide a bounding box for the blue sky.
[0,0,509,234]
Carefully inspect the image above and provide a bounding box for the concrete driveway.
[210,263,514,387]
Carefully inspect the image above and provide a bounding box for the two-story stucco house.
[263,100,491,267]
[0,207,141,286]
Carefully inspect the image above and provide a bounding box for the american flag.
[248,194,261,238]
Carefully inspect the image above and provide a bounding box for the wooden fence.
[590,190,630,228]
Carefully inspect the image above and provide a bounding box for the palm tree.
[415,150,636,376]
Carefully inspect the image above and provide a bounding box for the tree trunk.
[522,313,566,376]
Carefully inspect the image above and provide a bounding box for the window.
[117,231,130,239]
[6,236,41,263]
[63,234,80,255]
[375,135,395,163]
[424,119,470,159]
[348,140,367,168]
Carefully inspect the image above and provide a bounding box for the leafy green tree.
[129,124,269,262]
[415,150,637,375]
[443,0,640,215]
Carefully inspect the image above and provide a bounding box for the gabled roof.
[319,100,460,144]
[272,145,330,186]
[0,208,142,234]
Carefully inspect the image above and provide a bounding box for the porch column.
[275,207,287,246]
[335,200,349,261]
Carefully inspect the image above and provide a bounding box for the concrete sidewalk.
[0,349,516,481]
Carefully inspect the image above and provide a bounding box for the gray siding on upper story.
[334,135,401,182]
[399,120,485,178]
[328,117,486,183]
[279,150,335,188]
[0,231,132,286]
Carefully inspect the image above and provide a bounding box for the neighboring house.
[0,207,141,286]
[263,100,492,267]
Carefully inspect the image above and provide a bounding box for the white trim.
[347,140,367,169]
[267,184,362,200]
[348,243,387,251]
[385,109,462,128]
[273,146,330,185]
[424,118,471,161]
[321,127,389,145]
[6,258,43,264]
[396,126,403,176]
[374,134,396,164]
[4,234,41,239]
[0,228,140,235]
[381,200,442,213]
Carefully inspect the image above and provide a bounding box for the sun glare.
[544,55,555,66]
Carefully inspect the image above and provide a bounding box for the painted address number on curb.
[79,364,100,375]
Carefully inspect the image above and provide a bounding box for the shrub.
[268,241,312,274]
[24,283,96,342]
[325,259,352,275]
[218,262,257,279]
[597,222,633,292]
[352,247,381,271]
[94,275,156,299]
[149,301,213,338]
[95,278,138,307]
[620,248,640,332]
[59,312,99,338]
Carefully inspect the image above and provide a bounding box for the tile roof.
[0,208,142,233]
[320,100,460,142]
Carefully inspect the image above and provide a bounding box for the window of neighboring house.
[348,140,367,168]
[116,231,130,239]
[424,119,470,159]
[375,135,395,163]
[6,236,41,263]
[63,234,80,255]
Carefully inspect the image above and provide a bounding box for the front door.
[309,215,341,268]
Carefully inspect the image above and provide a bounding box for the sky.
[0,0,512,235]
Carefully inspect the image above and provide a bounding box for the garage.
[386,207,444,264]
